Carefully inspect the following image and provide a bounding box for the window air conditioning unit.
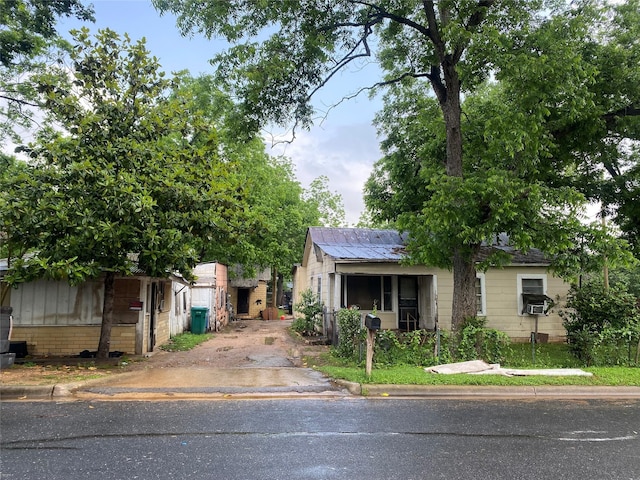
[527,303,545,315]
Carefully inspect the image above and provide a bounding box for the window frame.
[316,275,322,302]
[345,275,393,311]
[476,273,486,317]
[517,273,547,316]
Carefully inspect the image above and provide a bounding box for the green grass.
[314,343,640,386]
[160,332,213,352]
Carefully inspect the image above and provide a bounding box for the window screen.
[522,278,544,295]
[346,275,392,311]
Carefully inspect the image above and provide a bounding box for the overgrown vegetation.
[333,306,363,359]
[331,309,509,367]
[561,280,640,366]
[453,317,511,364]
[317,302,640,386]
[291,289,323,336]
[160,332,213,352]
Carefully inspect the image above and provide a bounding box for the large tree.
[0,29,251,358]
[168,74,323,308]
[154,0,639,330]
[304,175,346,228]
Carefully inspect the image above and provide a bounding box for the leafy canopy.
[1,28,247,285]
[0,0,94,143]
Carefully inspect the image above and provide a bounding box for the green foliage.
[318,363,640,387]
[153,0,640,333]
[333,306,364,360]
[303,176,346,227]
[160,332,213,352]
[1,29,249,285]
[454,317,511,365]
[0,0,94,143]
[292,289,323,336]
[374,329,449,367]
[168,74,321,277]
[561,281,640,366]
[505,343,583,369]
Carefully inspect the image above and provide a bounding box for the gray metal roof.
[308,227,550,265]
[308,227,408,262]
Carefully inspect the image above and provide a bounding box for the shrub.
[454,317,510,364]
[374,329,449,366]
[560,281,640,366]
[334,306,364,360]
[292,289,324,336]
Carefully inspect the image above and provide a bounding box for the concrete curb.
[3,382,640,401]
[1,385,55,400]
[361,384,640,399]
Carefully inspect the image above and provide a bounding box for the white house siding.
[483,266,568,342]
[170,281,190,337]
[10,279,103,326]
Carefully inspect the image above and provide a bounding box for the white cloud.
[268,122,381,225]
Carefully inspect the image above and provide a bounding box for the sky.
[57,0,384,225]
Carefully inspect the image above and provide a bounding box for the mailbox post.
[364,313,381,377]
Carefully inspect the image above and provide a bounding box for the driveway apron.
[75,318,346,399]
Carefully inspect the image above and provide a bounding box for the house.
[0,259,229,357]
[227,265,271,320]
[292,227,570,342]
[190,262,229,331]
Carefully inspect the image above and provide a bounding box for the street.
[1,398,639,480]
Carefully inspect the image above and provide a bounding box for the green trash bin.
[190,306,209,334]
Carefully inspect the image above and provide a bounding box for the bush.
[334,306,364,360]
[292,289,324,336]
[560,281,640,366]
[374,329,450,366]
[454,317,510,364]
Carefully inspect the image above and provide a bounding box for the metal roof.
[307,227,550,265]
[308,227,408,262]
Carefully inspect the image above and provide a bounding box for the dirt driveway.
[129,317,326,371]
[1,318,329,386]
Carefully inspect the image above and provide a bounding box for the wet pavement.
[73,318,348,400]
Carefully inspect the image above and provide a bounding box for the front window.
[346,275,393,311]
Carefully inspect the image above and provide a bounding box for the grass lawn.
[160,332,213,351]
[313,342,640,387]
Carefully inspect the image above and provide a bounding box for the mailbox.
[365,313,381,330]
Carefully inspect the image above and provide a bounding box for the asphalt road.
[2,398,639,479]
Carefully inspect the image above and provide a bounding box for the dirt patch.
[0,318,329,386]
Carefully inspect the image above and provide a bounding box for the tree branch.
[603,104,640,125]
[453,0,496,64]
[344,1,431,37]
[318,70,430,123]
[0,93,40,108]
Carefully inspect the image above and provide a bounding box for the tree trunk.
[451,248,479,332]
[97,271,115,359]
[276,273,284,307]
[439,61,477,331]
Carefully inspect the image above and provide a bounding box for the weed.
[161,332,213,352]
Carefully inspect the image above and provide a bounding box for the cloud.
[268,122,381,225]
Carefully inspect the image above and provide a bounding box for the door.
[237,288,250,315]
[398,276,419,331]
